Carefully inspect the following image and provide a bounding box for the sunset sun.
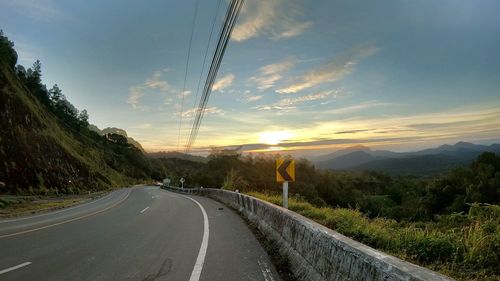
[258,131,294,145]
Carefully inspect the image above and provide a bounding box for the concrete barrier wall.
[163,186,454,281]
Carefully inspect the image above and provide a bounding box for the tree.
[27,60,42,88]
[49,84,64,106]
[15,65,27,81]
[61,99,79,120]
[0,30,18,68]
[78,109,89,127]
[26,60,51,106]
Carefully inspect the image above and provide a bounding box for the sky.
[1,0,500,156]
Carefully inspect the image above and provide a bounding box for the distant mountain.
[410,141,494,156]
[316,151,376,170]
[313,145,371,163]
[148,151,208,163]
[352,154,471,175]
[315,142,500,175]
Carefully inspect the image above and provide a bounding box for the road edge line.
[179,194,210,281]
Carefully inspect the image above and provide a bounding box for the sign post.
[276,159,295,209]
[180,177,185,189]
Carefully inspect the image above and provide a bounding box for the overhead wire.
[185,0,240,151]
[185,0,244,152]
[187,0,243,152]
[189,0,223,130]
[177,0,201,151]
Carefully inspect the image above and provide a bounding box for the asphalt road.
[0,186,281,281]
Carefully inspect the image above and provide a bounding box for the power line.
[186,0,239,151]
[177,0,200,151]
[186,0,243,152]
[185,0,244,152]
[189,0,223,128]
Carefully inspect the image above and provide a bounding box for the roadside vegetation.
[159,151,500,280]
[248,192,499,281]
[0,192,106,218]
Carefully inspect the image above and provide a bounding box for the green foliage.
[248,192,499,280]
[0,30,17,69]
[222,168,248,191]
[0,32,166,195]
[158,151,499,279]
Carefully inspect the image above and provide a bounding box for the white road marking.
[258,259,275,281]
[179,195,209,281]
[0,190,131,239]
[0,190,118,224]
[0,262,32,275]
[140,206,150,213]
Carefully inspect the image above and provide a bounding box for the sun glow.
[258,131,294,145]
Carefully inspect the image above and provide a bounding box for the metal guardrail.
[160,185,202,194]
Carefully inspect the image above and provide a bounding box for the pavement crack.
[142,258,172,281]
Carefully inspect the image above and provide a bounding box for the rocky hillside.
[0,32,156,194]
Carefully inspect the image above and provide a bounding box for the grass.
[247,192,500,281]
[2,60,155,195]
[0,192,107,218]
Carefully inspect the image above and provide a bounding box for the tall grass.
[247,192,499,281]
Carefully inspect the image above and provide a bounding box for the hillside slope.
[0,45,154,194]
[147,151,208,163]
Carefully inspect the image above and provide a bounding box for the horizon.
[155,139,500,159]
[1,0,500,154]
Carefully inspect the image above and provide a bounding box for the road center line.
[0,262,32,275]
[0,190,131,239]
[140,206,150,213]
[0,190,118,224]
[180,195,209,281]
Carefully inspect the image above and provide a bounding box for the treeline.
[1,30,162,194]
[164,150,500,222]
[2,31,88,131]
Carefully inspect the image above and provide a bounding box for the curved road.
[0,186,281,281]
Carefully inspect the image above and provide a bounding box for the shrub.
[246,191,500,280]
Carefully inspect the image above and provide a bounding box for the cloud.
[127,69,173,109]
[308,105,500,146]
[232,0,313,42]
[212,74,235,92]
[203,105,500,153]
[277,45,380,94]
[181,107,225,118]
[178,102,500,153]
[144,70,171,92]
[278,21,313,38]
[335,129,373,134]
[322,100,389,115]
[254,90,340,111]
[245,95,264,102]
[1,0,71,21]
[249,58,296,90]
[200,136,422,153]
[178,90,191,99]
[127,86,145,109]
